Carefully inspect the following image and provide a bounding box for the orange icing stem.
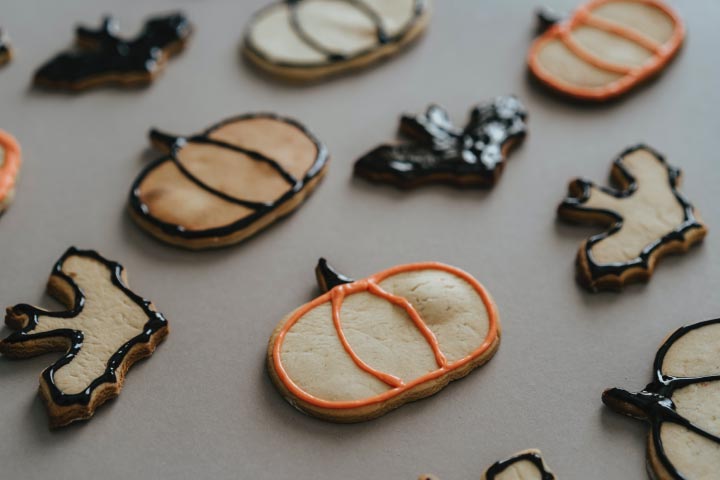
[272,262,499,410]
[0,130,21,202]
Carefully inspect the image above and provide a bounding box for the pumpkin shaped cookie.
[0,129,21,213]
[268,259,500,422]
[128,113,329,249]
[528,0,684,101]
[603,318,720,480]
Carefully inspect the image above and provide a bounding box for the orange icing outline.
[527,0,685,101]
[0,130,21,204]
[272,262,499,409]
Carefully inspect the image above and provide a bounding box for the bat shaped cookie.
[558,145,706,291]
[603,318,720,480]
[243,0,431,82]
[268,259,500,422]
[34,12,192,90]
[0,248,168,428]
[0,129,21,213]
[419,449,555,480]
[128,113,329,249]
[528,0,685,101]
[354,96,527,188]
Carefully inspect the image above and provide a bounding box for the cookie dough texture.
[244,0,431,81]
[269,264,500,422]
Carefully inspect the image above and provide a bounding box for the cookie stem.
[315,258,353,293]
[149,129,182,153]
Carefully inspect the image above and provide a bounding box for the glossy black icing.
[558,145,704,288]
[245,0,427,68]
[354,96,527,188]
[0,247,168,407]
[34,12,191,88]
[315,258,354,292]
[128,113,329,241]
[485,451,555,480]
[603,318,720,480]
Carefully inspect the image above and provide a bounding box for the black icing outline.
[33,12,192,88]
[353,95,527,188]
[484,451,555,480]
[603,318,720,480]
[244,0,428,69]
[558,144,705,288]
[0,247,168,407]
[0,29,11,65]
[128,113,328,241]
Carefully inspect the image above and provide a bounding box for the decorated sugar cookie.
[268,259,500,422]
[419,449,555,480]
[354,96,527,189]
[243,0,431,81]
[128,113,329,249]
[34,13,192,90]
[603,318,720,480]
[528,0,684,101]
[0,29,12,66]
[0,129,21,213]
[0,248,168,428]
[558,145,706,291]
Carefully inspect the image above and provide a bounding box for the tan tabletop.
[0,0,718,478]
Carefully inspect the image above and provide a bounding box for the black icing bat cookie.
[34,12,192,90]
[354,96,527,188]
[0,247,168,428]
[603,318,720,480]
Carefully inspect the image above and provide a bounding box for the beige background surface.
[0,0,718,478]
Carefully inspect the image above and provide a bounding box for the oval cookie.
[528,0,684,101]
[268,259,500,422]
[128,113,329,249]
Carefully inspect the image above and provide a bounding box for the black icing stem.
[315,258,354,293]
[149,129,182,153]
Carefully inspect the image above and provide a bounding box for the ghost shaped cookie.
[419,449,556,480]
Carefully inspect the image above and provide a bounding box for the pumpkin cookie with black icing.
[243,0,431,82]
[603,318,720,480]
[420,449,555,480]
[0,129,21,213]
[129,113,329,250]
[558,145,706,291]
[528,0,684,101]
[0,247,168,428]
[354,96,527,189]
[34,12,191,90]
[0,29,12,66]
[268,259,500,422]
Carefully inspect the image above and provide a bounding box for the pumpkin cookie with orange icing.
[128,113,329,249]
[528,0,685,101]
[0,130,21,213]
[558,145,707,291]
[268,259,500,422]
